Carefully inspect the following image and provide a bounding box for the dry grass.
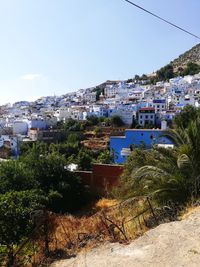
[95,198,119,210]
[48,197,152,257]
[18,197,153,266]
[180,204,200,220]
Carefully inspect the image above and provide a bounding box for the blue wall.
[110,129,173,164]
[28,119,48,130]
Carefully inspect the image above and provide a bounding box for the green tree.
[77,148,93,171]
[111,115,124,127]
[86,115,99,126]
[94,126,101,137]
[0,160,38,194]
[181,62,200,76]
[157,64,174,81]
[23,152,89,212]
[92,86,104,101]
[97,150,113,164]
[120,113,200,206]
[118,146,190,204]
[174,105,199,129]
[0,190,45,266]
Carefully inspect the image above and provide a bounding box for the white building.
[13,121,28,135]
[138,107,155,127]
[83,92,96,103]
[104,85,117,98]
[151,99,166,113]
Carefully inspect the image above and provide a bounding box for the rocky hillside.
[171,43,200,70]
[51,207,200,267]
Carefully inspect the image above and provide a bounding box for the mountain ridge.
[170,43,200,70]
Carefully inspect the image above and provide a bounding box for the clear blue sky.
[0,0,199,104]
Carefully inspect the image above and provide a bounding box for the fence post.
[146,197,158,225]
[44,210,50,257]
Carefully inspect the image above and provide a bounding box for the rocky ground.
[51,207,200,267]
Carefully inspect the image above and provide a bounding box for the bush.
[111,115,124,127]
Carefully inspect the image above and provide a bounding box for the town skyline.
[0,0,199,104]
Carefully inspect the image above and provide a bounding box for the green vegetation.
[97,149,113,164]
[174,105,199,129]
[111,115,124,127]
[0,190,45,266]
[118,106,200,206]
[156,64,174,81]
[0,117,116,265]
[179,62,200,76]
[127,62,200,85]
[92,86,104,101]
[86,115,99,126]
[152,62,200,84]
[127,74,150,84]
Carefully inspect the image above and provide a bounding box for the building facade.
[110,129,173,164]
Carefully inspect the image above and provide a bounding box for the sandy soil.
[51,207,200,267]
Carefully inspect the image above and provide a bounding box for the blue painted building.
[27,119,48,130]
[110,129,173,164]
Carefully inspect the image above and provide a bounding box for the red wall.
[75,164,124,192]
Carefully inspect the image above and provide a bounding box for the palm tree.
[125,119,200,204]
[163,118,200,198]
[130,147,191,204]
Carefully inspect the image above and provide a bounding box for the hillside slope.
[171,43,200,70]
[51,207,200,267]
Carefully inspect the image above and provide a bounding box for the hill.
[125,43,200,84]
[51,207,200,267]
[147,43,200,82]
[171,43,200,71]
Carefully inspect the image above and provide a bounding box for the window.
[140,121,143,125]
[145,115,148,119]
[150,115,153,119]
[140,115,142,119]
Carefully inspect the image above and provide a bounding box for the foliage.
[156,64,174,81]
[94,126,101,136]
[111,115,124,127]
[144,122,155,129]
[118,107,200,205]
[92,86,104,101]
[97,149,113,164]
[118,146,191,204]
[174,105,200,129]
[76,148,94,171]
[127,74,150,84]
[131,116,138,128]
[0,190,45,265]
[99,117,112,126]
[150,62,200,84]
[179,62,200,76]
[86,115,99,126]
[0,160,38,194]
[59,118,85,132]
[20,148,90,212]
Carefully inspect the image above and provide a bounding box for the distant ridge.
[171,43,200,70]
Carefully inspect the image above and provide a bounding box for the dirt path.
[51,208,200,267]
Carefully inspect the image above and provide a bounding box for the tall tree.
[0,190,45,266]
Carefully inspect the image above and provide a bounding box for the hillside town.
[1,0,200,265]
[0,72,200,161]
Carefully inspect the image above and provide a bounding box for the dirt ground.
[51,207,200,267]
